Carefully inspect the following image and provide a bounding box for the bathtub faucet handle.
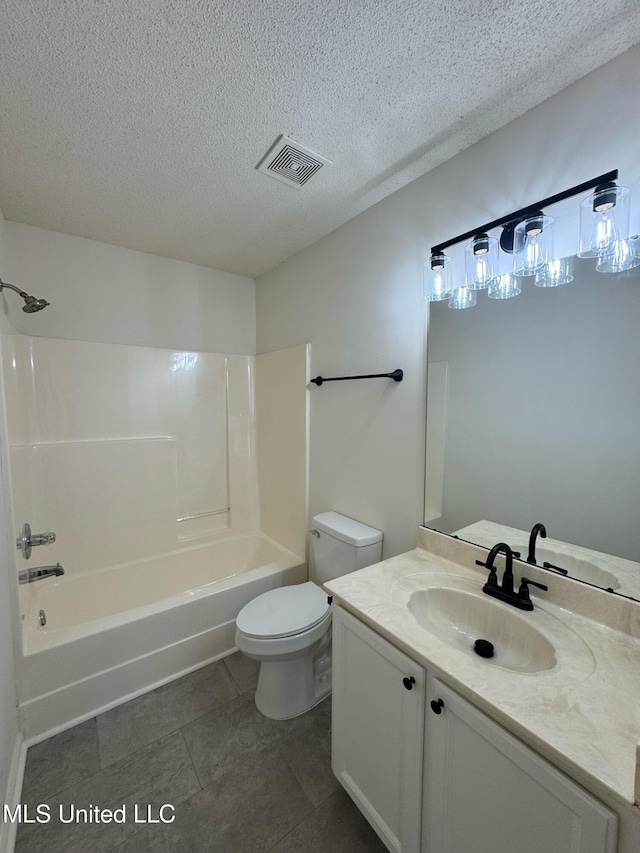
[16,523,56,560]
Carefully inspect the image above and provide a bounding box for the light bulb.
[448,286,476,310]
[596,238,640,273]
[514,215,553,276]
[424,254,452,301]
[473,257,492,289]
[488,273,521,299]
[428,269,450,300]
[579,185,630,258]
[535,257,573,288]
[590,212,618,257]
[524,234,542,271]
[465,233,498,290]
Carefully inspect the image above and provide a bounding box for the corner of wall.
[255,344,310,559]
[0,207,19,336]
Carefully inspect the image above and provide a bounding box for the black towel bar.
[310,369,403,386]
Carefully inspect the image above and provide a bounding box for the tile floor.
[16,653,387,852]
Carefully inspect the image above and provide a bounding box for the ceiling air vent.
[257,135,331,189]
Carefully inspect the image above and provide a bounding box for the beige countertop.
[325,527,640,808]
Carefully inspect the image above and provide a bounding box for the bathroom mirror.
[424,256,640,600]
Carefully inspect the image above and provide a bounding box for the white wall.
[0,208,21,851]
[256,345,309,559]
[3,223,256,354]
[256,45,640,560]
[0,209,17,336]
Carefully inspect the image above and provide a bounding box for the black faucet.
[476,542,548,611]
[527,523,547,564]
[480,542,514,593]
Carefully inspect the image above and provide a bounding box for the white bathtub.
[18,532,306,739]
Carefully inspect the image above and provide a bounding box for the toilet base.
[254,635,332,720]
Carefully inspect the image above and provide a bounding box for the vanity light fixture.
[425,170,636,310]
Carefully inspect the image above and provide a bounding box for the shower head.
[0,278,50,313]
[22,295,50,313]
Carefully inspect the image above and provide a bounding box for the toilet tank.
[311,511,383,583]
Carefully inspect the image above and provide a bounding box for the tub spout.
[18,563,64,584]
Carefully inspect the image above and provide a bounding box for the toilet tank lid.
[312,511,383,546]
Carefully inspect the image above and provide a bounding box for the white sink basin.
[408,585,557,673]
[534,547,620,590]
[392,573,595,680]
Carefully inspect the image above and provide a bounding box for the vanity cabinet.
[424,678,617,853]
[332,605,618,853]
[332,605,425,853]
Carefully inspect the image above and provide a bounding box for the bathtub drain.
[38,609,46,627]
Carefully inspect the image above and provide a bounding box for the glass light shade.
[595,237,640,273]
[424,254,453,301]
[578,185,630,258]
[448,286,477,310]
[464,234,498,290]
[535,257,574,288]
[488,273,521,299]
[513,215,554,276]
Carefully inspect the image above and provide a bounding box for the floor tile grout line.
[61,748,327,853]
[26,728,196,811]
[101,817,149,853]
[178,727,205,790]
[20,718,103,811]
[279,755,338,811]
[277,740,317,804]
[95,686,246,770]
[188,737,315,805]
[264,789,341,853]
[276,725,338,810]
[18,732,204,852]
[221,655,257,696]
[19,689,344,853]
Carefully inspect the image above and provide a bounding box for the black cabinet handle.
[403,676,416,691]
[430,698,444,714]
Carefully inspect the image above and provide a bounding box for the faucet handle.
[518,577,549,604]
[16,523,56,560]
[542,561,568,576]
[476,560,499,589]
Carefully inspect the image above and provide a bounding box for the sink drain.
[474,638,494,658]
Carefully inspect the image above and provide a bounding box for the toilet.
[235,511,383,719]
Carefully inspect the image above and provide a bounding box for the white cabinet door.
[423,677,617,853]
[332,605,425,853]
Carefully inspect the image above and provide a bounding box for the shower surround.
[1,335,309,738]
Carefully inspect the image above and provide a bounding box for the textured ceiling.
[1,1,639,278]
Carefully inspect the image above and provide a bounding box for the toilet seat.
[236,581,330,640]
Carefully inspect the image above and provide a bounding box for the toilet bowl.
[235,581,333,719]
[235,512,383,720]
